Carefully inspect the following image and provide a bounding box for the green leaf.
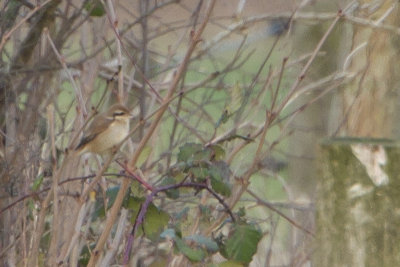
[78,244,91,266]
[27,200,36,220]
[190,161,231,196]
[31,173,44,191]
[178,143,203,162]
[124,196,144,213]
[236,207,246,218]
[215,109,230,127]
[177,143,212,163]
[161,229,208,262]
[194,147,213,161]
[144,203,170,240]
[160,228,176,239]
[185,234,219,252]
[190,166,209,181]
[125,197,169,240]
[92,186,121,220]
[175,237,206,262]
[211,161,230,180]
[129,179,147,198]
[210,177,231,197]
[209,144,226,161]
[160,176,180,199]
[209,162,231,197]
[84,0,106,17]
[221,224,262,263]
[198,204,212,220]
[105,186,120,208]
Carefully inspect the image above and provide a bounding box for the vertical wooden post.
[316,138,400,266]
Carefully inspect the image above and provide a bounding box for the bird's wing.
[75,115,113,150]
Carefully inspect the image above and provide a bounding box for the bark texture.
[316,138,400,267]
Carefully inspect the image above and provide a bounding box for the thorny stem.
[86,1,217,266]
[123,181,235,264]
[246,189,314,236]
[116,160,154,191]
[202,7,347,240]
[0,172,155,215]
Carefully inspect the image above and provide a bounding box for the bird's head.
[106,104,132,122]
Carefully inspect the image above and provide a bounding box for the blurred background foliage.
[1,0,399,266]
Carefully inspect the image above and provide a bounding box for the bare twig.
[123,181,235,264]
[246,189,314,236]
[100,208,128,267]
[47,104,60,266]
[0,0,54,52]
[86,2,217,265]
[45,29,87,117]
[116,160,154,191]
[279,9,344,113]
[105,0,124,102]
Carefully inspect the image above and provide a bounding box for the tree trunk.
[316,137,400,266]
[288,1,348,261]
[341,0,400,137]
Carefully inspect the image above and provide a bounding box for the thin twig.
[0,172,155,215]
[279,9,344,113]
[45,29,87,117]
[123,181,235,264]
[246,189,314,236]
[105,0,124,102]
[0,0,54,52]
[100,208,128,267]
[47,104,60,265]
[116,160,154,191]
[86,2,217,265]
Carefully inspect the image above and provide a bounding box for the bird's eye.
[113,111,125,116]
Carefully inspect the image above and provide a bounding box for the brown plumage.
[75,104,132,155]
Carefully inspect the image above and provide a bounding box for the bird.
[74,104,132,155]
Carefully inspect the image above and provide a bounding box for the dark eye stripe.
[114,112,126,116]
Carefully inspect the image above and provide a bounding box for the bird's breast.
[88,119,129,154]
